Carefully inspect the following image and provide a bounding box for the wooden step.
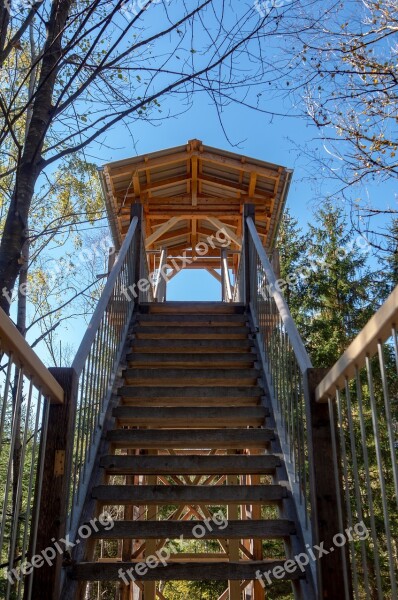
[140,302,246,315]
[126,352,256,368]
[123,368,261,386]
[131,339,255,353]
[118,386,264,406]
[106,428,274,449]
[112,406,268,427]
[137,314,248,326]
[100,453,280,475]
[91,519,296,539]
[71,560,301,582]
[133,326,250,340]
[92,484,287,504]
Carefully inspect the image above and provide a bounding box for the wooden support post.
[221,248,226,302]
[244,204,255,305]
[228,451,241,600]
[131,203,143,289]
[305,368,353,600]
[28,368,77,600]
[250,451,265,600]
[144,450,158,600]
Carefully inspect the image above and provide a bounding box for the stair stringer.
[60,315,139,600]
[248,305,318,600]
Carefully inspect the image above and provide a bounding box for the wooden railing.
[315,285,398,600]
[0,308,64,599]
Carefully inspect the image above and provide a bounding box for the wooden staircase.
[66,302,308,599]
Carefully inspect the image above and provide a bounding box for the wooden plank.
[92,484,287,504]
[118,385,264,400]
[141,301,246,313]
[136,313,248,325]
[113,406,267,427]
[92,519,295,539]
[130,339,254,353]
[248,173,257,197]
[316,284,398,401]
[192,155,198,207]
[100,454,280,475]
[106,428,274,449]
[198,173,273,200]
[0,308,64,404]
[126,353,255,367]
[123,367,260,386]
[133,325,249,339]
[71,560,299,582]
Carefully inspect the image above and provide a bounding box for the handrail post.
[221,248,226,302]
[154,247,167,302]
[131,203,143,292]
[304,368,353,600]
[243,204,255,305]
[28,368,78,599]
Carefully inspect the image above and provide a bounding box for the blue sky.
[19,1,397,361]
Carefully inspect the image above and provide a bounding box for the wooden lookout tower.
[98,139,292,296]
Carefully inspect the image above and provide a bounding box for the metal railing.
[0,310,64,599]
[245,217,315,560]
[153,248,167,303]
[221,249,233,303]
[316,286,398,600]
[68,216,140,539]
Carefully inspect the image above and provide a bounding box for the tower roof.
[99,139,292,263]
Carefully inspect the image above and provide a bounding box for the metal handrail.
[0,309,64,403]
[154,247,167,302]
[246,217,312,373]
[316,284,398,401]
[245,215,317,595]
[67,216,140,541]
[221,248,233,302]
[72,216,138,375]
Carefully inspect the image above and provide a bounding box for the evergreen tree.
[276,209,308,332]
[382,218,398,295]
[278,203,376,367]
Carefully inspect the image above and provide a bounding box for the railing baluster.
[377,341,398,507]
[365,356,397,598]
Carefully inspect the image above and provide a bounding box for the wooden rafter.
[145,216,183,248]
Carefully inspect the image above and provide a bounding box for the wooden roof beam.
[192,156,198,207]
[145,216,183,248]
[204,216,242,248]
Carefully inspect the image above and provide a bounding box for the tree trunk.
[0,0,73,314]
